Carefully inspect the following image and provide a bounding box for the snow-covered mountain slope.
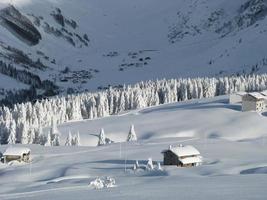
[1,96,267,200]
[1,0,267,99]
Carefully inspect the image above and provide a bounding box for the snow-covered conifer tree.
[133,160,140,171]
[52,134,60,146]
[28,128,35,144]
[98,128,106,146]
[76,132,81,146]
[72,132,81,146]
[65,131,73,146]
[146,158,154,170]
[50,118,60,135]
[156,162,162,171]
[20,122,29,144]
[8,120,16,144]
[45,132,52,146]
[127,124,137,142]
[34,125,43,144]
[39,133,47,146]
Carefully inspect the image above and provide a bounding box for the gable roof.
[3,147,30,156]
[231,92,247,97]
[163,145,200,157]
[260,90,267,96]
[245,92,266,100]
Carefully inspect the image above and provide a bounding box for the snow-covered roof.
[163,145,200,157]
[247,92,267,100]
[3,147,31,156]
[260,90,267,96]
[180,156,202,165]
[231,92,247,97]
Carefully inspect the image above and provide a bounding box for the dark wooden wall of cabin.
[163,151,181,166]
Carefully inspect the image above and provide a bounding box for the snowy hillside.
[1,0,267,102]
[1,96,267,200]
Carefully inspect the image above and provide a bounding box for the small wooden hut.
[2,147,31,163]
[242,92,266,112]
[162,145,202,167]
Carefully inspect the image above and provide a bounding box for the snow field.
[1,95,267,199]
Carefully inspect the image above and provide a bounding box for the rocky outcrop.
[0,5,42,45]
[217,0,267,36]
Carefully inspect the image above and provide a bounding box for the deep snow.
[1,96,267,199]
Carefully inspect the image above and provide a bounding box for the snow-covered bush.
[105,177,116,188]
[89,177,116,189]
[89,178,104,189]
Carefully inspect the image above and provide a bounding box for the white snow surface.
[0,96,267,199]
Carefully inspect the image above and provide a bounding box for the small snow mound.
[89,177,116,189]
[89,178,104,189]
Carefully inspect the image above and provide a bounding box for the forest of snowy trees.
[1,73,267,145]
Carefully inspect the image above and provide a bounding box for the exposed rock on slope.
[0,5,41,45]
[218,0,267,36]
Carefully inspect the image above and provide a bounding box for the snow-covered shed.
[242,92,266,112]
[162,145,202,167]
[2,147,31,163]
[229,92,247,104]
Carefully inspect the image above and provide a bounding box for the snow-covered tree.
[50,118,60,136]
[146,158,154,170]
[133,160,140,171]
[20,122,29,144]
[3,74,267,145]
[39,133,47,146]
[75,132,81,146]
[72,132,81,146]
[156,162,162,171]
[8,121,16,144]
[127,124,137,142]
[45,132,52,146]
[65,131,72,146]
[52,134,60,146]
[34,125,43,144]
[98,128,106,146]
